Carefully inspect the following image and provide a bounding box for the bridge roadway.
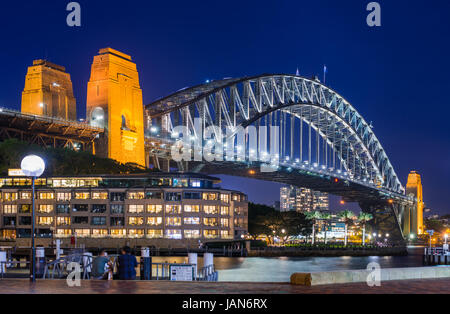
[0,108,103,151]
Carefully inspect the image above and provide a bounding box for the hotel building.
[0,173,248,247]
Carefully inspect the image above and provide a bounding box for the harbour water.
[149,246,425,282]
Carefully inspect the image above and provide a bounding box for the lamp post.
[21,155,45,282]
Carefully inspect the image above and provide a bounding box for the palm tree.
[338,210,355,246]
[305,211,322,245]
[358,212,373,246]
[320,212,332,244]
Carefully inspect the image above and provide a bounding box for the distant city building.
[21,59,77,120]
[0,173,248,247]
[280,186,328,213]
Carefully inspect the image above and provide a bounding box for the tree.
[280,211,311,242]
[248,203,311,245]
[305,211,322,245]
[248,203,280,242]
[0,139,152,176]
[321,212,332,244]
[338,210,355,246]
[358,212,373,246]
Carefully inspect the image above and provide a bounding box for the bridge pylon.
[86,48,146,166]
[406,171,424,236]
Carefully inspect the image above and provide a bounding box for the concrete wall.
[291,266,450,286]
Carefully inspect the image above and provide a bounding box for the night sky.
[0,1,449,214]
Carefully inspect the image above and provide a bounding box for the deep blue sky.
[0,0,449,214]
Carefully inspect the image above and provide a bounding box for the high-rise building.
[86,48,146,166]
[280,186,328,213]
[21,59,77,120]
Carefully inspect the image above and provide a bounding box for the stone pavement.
[0,278,448,294]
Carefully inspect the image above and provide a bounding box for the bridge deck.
[0,108,103,146]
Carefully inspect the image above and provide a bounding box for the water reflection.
[136,247,424,282]
[214,247,424,282]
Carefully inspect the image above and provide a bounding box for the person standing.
[117,246,138,280]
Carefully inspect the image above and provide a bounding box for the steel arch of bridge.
[145,74,405,196]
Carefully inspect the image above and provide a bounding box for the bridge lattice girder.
[146,74,405,195]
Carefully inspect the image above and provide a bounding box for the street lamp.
[21,155,45,282]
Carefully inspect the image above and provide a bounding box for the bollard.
[203,253,214,276]
[188,253,198,279]
[55,239,62,260]
[140,247,152,280]
[35,247,46,278]
[0,251,6,274]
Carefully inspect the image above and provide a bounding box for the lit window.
[220,230,230,238]
[38,204,53,213]
[92,192,108,200]
[203,193,218,201]
[128,192,145,200]
[166,217,181,226]
[220,194,230,203]
[20,192,31,199]
[92,229,108,238]
[190,180,201,188]
[147,217,162,226]
[55,229,71,238]
[204,205,218,214]
[220,206,229,215]
[56,217,71,226]
[184,230,200,238]
[184,217,200,225]
[75,192,90,200]
[204,218,218,227]
[74,229,90,237]
[4,193,18,201]
[128,217,144,226]
[39,192,54,200]
[165,229,182,239]
[165,205,181,214]
[204,230,218,238]
[110,229,127,238]
[147,229,163,238]
[128,229,145,238]
[184,205,200,213]
[3,205,17,214]
[220,218,229,227]
[147,205,162,213]
[38,217,53,225]
[173,179,188,187]
[57,192,71,201]
[128,204,144,213]
[19,204,31,213]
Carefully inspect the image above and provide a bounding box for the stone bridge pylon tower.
[406,171,424,236]
[86,48,145,166]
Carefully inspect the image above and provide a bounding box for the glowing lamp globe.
[21,155,45,177]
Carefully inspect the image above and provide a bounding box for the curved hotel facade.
[0,173,248,247]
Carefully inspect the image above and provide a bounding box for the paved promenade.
[0,278,448,294]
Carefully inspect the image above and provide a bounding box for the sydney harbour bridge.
[144,74,416,241]
[0,53,419,242]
